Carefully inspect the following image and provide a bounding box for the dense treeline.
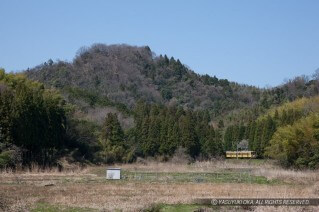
[133,101,224,159]
[265,114,319,169]
[224,97,319,168]
[0,69,105,169]
[98,101,224,163]
[0,69,66,168]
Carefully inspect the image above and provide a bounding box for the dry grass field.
[1,159,319,212]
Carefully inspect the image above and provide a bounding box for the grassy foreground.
[1,159,319,211]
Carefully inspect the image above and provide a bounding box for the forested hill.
[2,44,319,169]
[25,44,319,121]
[25,44,262,117]
[25,44,319,125]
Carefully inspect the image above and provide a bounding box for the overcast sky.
[1,0,319,87]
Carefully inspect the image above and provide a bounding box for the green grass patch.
[89,166,281,185]
[145,203,253,212]
[156,204,213,212]
[31,202,97,212]
[120,171,279,185]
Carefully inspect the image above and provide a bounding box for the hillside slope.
[25,44,262,115]
[25,44,319,124]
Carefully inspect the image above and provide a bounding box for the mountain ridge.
[25,44,260,113]
[24,44,319,123]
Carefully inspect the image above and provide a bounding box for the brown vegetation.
[1,160,318,211]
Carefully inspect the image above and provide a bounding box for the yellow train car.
[226,151,256,159]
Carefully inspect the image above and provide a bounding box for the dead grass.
[0,160,318,211]
[105,159,274,173]
[0,181,316,211]
[253,168,319,184]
